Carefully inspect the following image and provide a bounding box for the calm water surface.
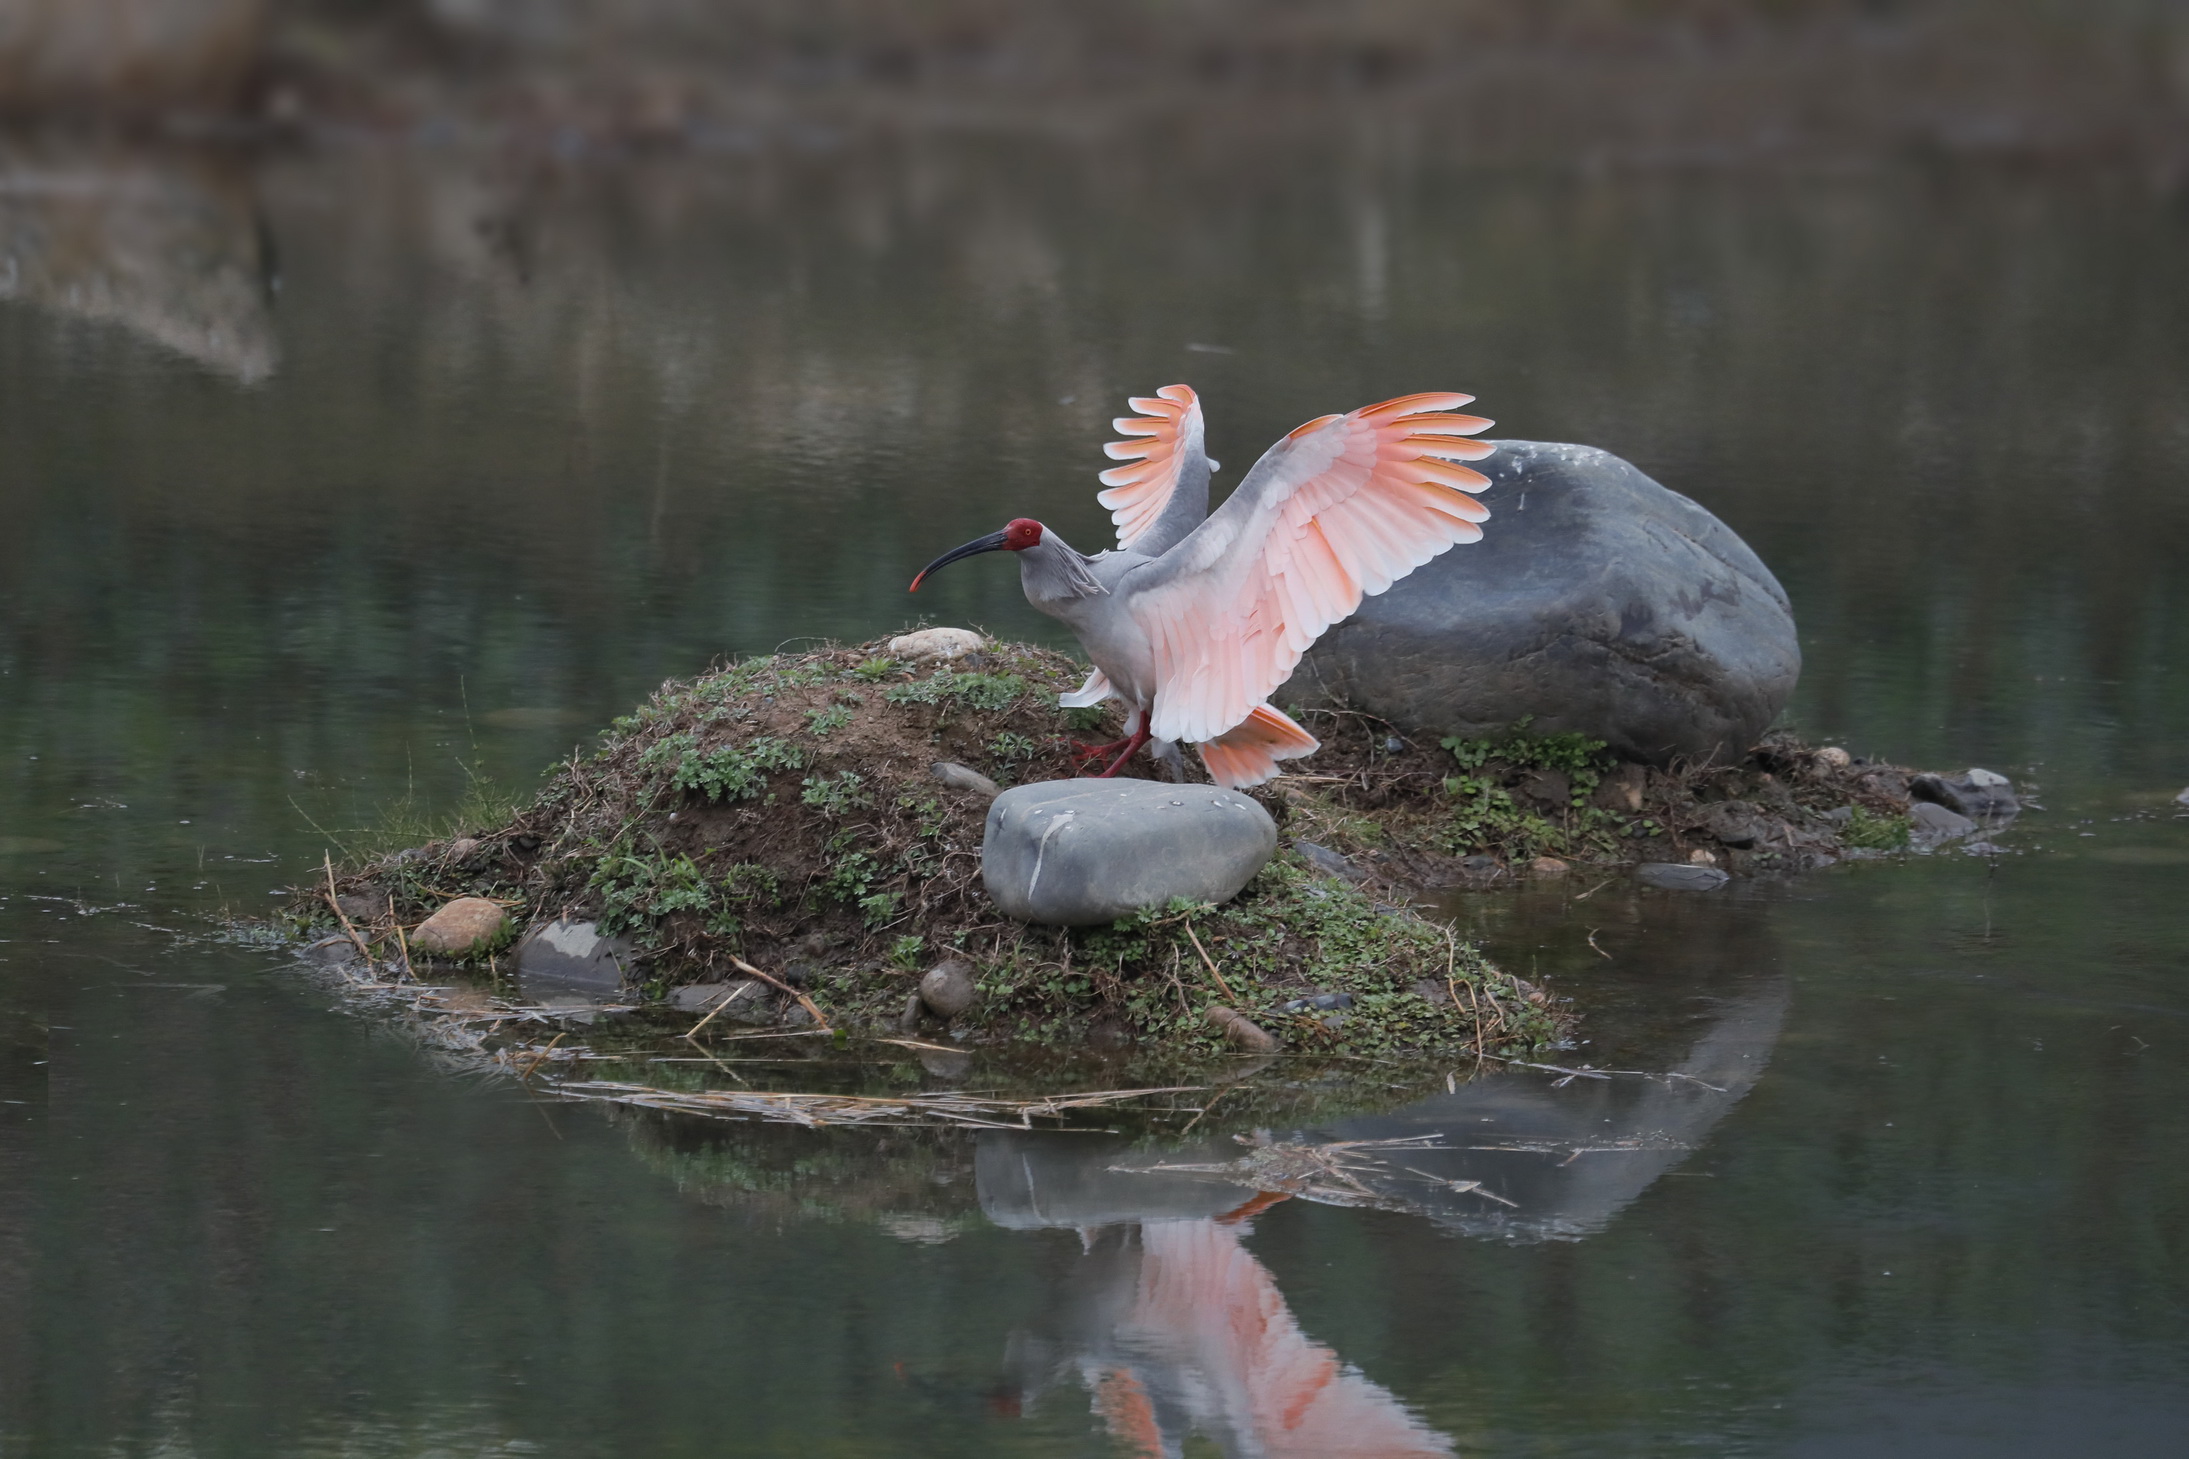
[2,136,2185,1456]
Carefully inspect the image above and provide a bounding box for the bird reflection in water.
[1017,1202,1454,1459]
[984,978,1790,1454]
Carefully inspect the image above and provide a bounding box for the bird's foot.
[1070,736,1132,769]
[1093,727,1153,778]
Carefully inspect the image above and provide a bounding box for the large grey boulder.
[1280,441,1800,765]
[983,779,1277,926]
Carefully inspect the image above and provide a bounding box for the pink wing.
[1127,393,1494,745]
[1199,703,1321,789]
[1097,384,1210,553]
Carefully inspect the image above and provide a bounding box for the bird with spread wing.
[910,385,1495,788]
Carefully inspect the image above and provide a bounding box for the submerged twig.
[322,853,373,966]
[548,1079,1203,1130]
[729,954,831,1032]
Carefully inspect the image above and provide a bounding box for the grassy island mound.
[294,636,1951,1062]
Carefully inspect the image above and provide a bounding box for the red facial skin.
[1003,518,1044,550]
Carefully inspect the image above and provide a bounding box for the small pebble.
[1206,1004,1280,1053]
[930,761,1000,800]
[889,627,987,662]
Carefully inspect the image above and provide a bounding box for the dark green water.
[2,135,2186,1455]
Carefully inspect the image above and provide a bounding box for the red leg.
[1095,724,1152,778]
[1071,735,1132,767]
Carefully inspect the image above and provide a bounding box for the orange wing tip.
[1155,383,1196,404]
[1398,412,1494,436]
[1285,413,1345,441]
[1360,391,1476,421]
[1391,435,1497,462]
[1126,395,1186,418]
[1198,704,1321,788]
[1413,461,1492,493]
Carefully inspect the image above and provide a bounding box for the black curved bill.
[909,530,1009,592]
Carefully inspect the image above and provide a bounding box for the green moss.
[1062,705,1112,733]
[1843,805,1912,849]
[883,670,1027,712]
[800,770,873,816]
[594,851,736,943]
[968,855,1560,1060]
[805,701,856,735]
[644,733,807,803]
[1428,723,1637,861]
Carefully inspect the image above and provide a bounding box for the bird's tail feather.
[1198,703,1320,789]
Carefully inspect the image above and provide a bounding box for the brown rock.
[408,897,510,957]
[1528,856,1570,876]
[1205,1005,1280,1053]
[1591,763,1646,813]
[918,958,979,1019]
[1814,746,1853,770]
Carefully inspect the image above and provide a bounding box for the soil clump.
[287,638,1987,1061]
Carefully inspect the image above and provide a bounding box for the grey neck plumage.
[1018,533,1109,608]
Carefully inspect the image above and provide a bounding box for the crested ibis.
[910,385,1495,788]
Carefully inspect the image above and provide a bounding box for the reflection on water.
[0,140,277,383]
[0,129,2186,1456]
[968,982,1783,1454]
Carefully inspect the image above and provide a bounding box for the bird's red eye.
[1004,518,1043,550]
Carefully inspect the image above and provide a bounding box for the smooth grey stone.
[918,958,979,1019]
[1909,800,1979,848]
[1280,441,1800,765]
[303,935,360,968]
[668,981,772,1014]
[1637,862,1730,891]
[1911,769,2020,820]
[1292,840,1364,882]
[982,779,1278,926]
[514,917,633,998]
[674,979,775,1024]
[1700,800,1764,848]
[2176,787,2189,808]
